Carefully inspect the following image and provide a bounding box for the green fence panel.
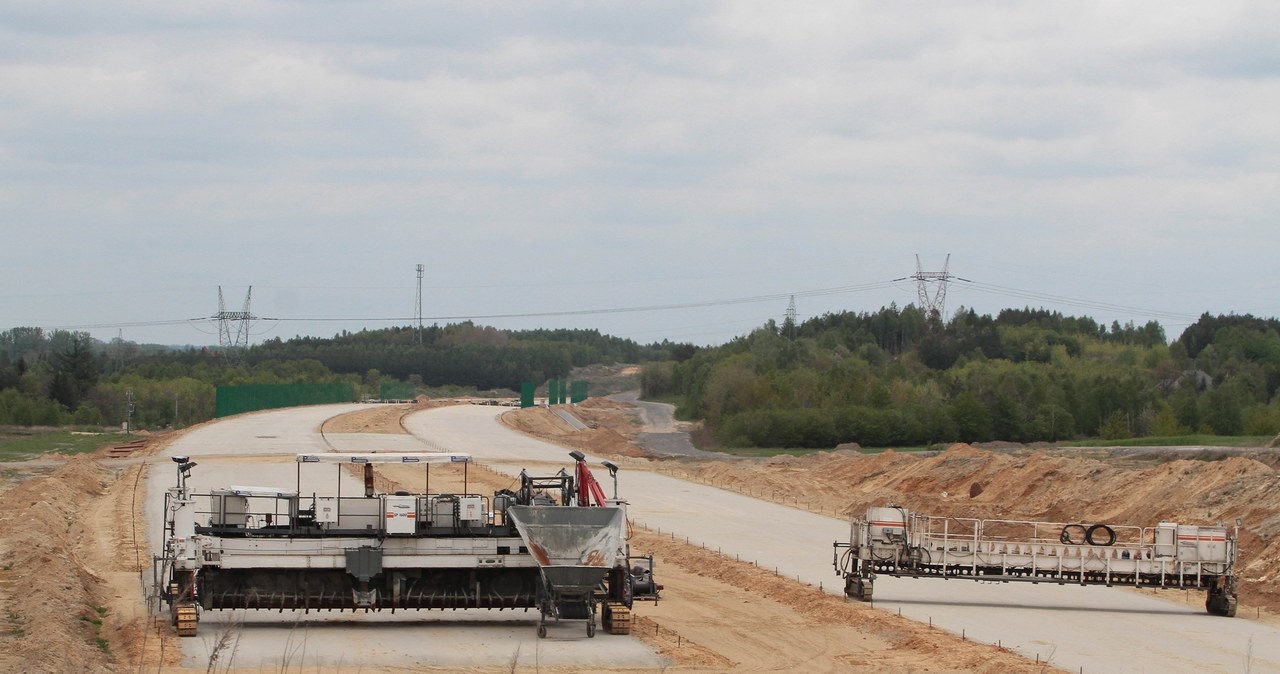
[379,382,416,400]
[520,382,535,408]
[547,380,560,405]
[215,383,356,417]
[570,380,588,404]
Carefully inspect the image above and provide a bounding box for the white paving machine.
[834,506,1239,617]
[156,451,659,638]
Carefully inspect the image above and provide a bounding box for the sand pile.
[501,406,647,458]
[0,458,114,673]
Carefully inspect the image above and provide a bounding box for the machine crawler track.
[604,602,632,635]
[174,604,198,637]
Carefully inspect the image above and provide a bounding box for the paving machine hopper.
[507,504,624,638]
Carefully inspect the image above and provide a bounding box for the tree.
[51,335,99,409]
[1203,382,1246,435]
[1098,410,1132,440]
[949,392,992,442]
[991,392,1025,441]
[1149,402,1189,436]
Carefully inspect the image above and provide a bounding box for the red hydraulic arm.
[572,451,608,507]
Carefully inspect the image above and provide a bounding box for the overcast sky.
[2,1,1277,348]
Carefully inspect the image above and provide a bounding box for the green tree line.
[643,308,1280,449]
[0,323,681,428]
[4,310,1279,447]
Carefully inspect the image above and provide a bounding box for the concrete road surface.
[405,404,1280,674]
[146,404,663,671]
[609,391,722,458]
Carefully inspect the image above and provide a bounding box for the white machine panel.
[459,496,484,524]
[210,491,248,526]
[384,495,417,535]
[314,497,338,523]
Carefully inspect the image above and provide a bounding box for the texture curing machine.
[156,451,659,638]
[834,506,1239,616]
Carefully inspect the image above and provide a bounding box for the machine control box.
[314,497,338,524]
[384,495,417,534]
[459,496,484,524]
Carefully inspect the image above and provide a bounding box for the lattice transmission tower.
[415,264,425,344]
[784,295,798,340]
[214,286,256,354]
[911,254,962,323]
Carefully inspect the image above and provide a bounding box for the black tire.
[537,624,547,639]
[1060,524,1087,545]
[587,621,596,638]
[1085,524,1116,546]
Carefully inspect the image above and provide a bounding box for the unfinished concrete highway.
[406,403,1280,674]
[143,402,1280,672]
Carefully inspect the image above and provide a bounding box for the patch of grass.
[0,428,132,462]
[82,608,110,654]
[7,610,25,637]
[1063,435,1272,448]
[707,435,1274,457]
[705,445,935,458]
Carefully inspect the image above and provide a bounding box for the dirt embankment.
[0,457,158,673]
[502,402,1280,616]
[500,398,648,458]
[321,397,456,434]
[659,445,1280,614]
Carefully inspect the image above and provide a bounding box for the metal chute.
[506,504,625,637]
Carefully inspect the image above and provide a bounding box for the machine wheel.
[537,624,547,639]
[174,604,199,637]
[1206,590,1239,617]
[604,603,632,635]
[587,621,596,638]
[845,577,873,602]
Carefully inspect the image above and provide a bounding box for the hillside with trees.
[643,307,1280,449]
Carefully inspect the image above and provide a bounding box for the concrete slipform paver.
[405,404,1280,674]
[145,403,664,670]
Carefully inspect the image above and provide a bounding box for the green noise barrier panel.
[215,383,356,417]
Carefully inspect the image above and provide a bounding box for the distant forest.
[0,322,685,430]
[2,308,1279,449]
[643,307,1280,447]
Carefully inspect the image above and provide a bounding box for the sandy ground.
[5,394,1277,672]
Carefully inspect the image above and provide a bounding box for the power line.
[30,277,1207,337]
[43,318,210,330]
[272,281,903,323]
[959,280,1200,322]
